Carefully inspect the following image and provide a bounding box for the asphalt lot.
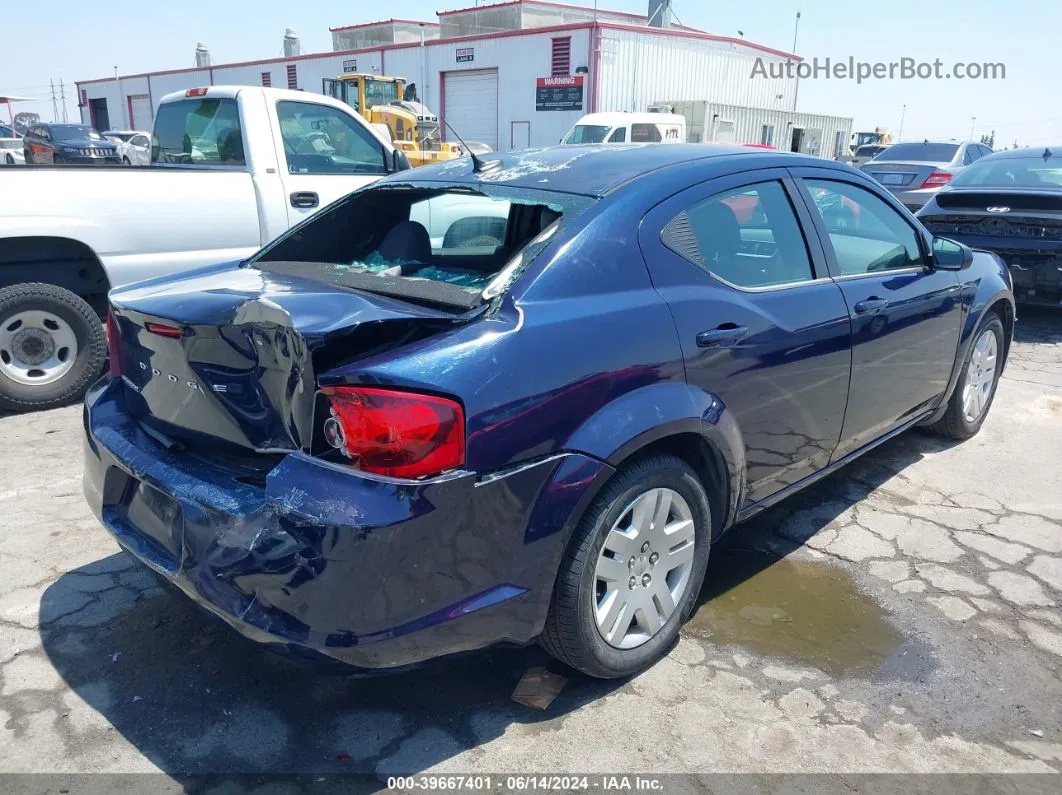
[1,308,1060,781]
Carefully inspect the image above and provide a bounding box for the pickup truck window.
[153,98,245,166]
[277,100,387,176]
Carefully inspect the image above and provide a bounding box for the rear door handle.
[290,191,319,209]
[853,297,888,314]
[696,325,749,348]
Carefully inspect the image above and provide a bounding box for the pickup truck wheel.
[0,283,106,412]
[540,455,711,679]
[928,314,1005,440]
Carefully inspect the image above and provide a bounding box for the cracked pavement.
[0,309,1060,778]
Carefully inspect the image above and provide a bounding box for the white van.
[562,112,687,145]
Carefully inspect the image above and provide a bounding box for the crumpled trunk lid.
[110,264,465,455]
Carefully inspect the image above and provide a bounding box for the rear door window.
[662,181,815,289]
[152,97,245,165]
[608,127,627,143]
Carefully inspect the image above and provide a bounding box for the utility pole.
[50,79,59,122]
[58,79,68,122]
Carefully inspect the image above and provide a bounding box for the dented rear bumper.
[82,378,610,671]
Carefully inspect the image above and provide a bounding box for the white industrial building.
[75,0,850,154]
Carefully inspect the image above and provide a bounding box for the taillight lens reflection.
[320,387,465,479]
[921,171,953,189]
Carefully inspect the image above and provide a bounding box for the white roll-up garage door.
[443,69,498,151]
[128,95,152,131]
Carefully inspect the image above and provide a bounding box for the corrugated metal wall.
[598,29,798,114]
[670,100,853,158]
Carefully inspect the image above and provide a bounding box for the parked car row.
[4,122,153,165]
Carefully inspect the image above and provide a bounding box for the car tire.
[540,454,712,679]
[122,156,130,165]
[0,283,107,413]
[928,313,1005,440]
[4,153,13,166]
[23,149,32,165]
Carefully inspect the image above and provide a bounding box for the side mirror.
[931,236,973,270]
[390,148,411,173]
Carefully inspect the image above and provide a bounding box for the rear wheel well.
[987,299,1013,365]
[0,237,110,318]
[611,433,730,538]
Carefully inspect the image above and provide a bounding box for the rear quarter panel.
[323,191,693,474]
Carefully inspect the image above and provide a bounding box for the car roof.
[981,145,1062,160]
[388,144,807,197]
[574,112,686,126]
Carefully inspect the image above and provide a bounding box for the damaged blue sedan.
[84,145,1014,678]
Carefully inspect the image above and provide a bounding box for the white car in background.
[103,129,152,165]
[0,124,25,165]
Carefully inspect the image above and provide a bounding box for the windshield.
[874,142,959,162]
[853,132,882,147]
[950,156,1062,189]
[107,132,137,142]
[564,125,611,144]
[253,184,595,309]
[152,97,244,165]
[52,124,100,142]
[364,79,400,109]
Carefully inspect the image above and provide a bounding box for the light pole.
[898,104,906,141]
[969,116,976,140]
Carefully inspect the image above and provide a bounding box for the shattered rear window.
[251,183,595,310]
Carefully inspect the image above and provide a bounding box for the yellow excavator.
[322,73,468,167]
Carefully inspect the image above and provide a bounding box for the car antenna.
[441,117,498,173]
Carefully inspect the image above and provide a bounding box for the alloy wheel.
[962,328,998,423]
[593,487,696,649]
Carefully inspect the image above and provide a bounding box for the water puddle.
[685,548,906,678]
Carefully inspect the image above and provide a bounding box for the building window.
[760,124,775,146]
[261,72,272,87]
[551,37,571,77]
[286,64,298,90]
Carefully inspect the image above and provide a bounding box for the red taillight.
[320,387,465,479]
[145,322,183,339]
[921,171,953,189]
[185,87,209,97]
[105,311,122,378]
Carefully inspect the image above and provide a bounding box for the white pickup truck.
[0,85,410,412]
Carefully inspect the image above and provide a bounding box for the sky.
[3,0,1058,146]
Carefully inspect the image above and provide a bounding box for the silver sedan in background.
[862,140,992,211]
[103,130,152,165]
